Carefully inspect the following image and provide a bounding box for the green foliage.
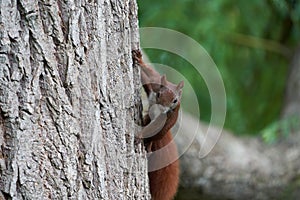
[137,0,300,134]
[262,115,300,144]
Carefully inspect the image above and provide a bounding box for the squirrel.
[132,50,184,200]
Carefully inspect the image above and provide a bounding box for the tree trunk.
[0,0,150,199]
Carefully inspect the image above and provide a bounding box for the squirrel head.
[155,75,184,110]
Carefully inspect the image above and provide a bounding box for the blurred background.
[137,1,300,199]
[137,0,300,141]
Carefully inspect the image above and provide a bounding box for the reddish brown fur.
[144,100,181,200]
[144,104,180,143]
[132,50,181,97]
[133,50,182,200]
[148,131,179,200]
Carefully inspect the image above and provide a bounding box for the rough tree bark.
[0,0,150,199]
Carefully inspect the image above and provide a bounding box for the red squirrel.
[132,50,184,200]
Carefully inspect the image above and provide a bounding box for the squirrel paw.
[145,141,153,153]
[134,134,143,145]
[132,49,142,64]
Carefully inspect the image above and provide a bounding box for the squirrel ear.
[161,75,168,87]
[176,81,184,90]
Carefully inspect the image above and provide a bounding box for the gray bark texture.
[0,0,150,199]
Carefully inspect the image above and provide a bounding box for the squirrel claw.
[132,49,142,63]
[134,137,143,148]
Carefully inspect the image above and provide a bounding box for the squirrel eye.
[172,99,178,104]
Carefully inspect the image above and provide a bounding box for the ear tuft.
[161,75,168,87]
[176,81,184,90]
